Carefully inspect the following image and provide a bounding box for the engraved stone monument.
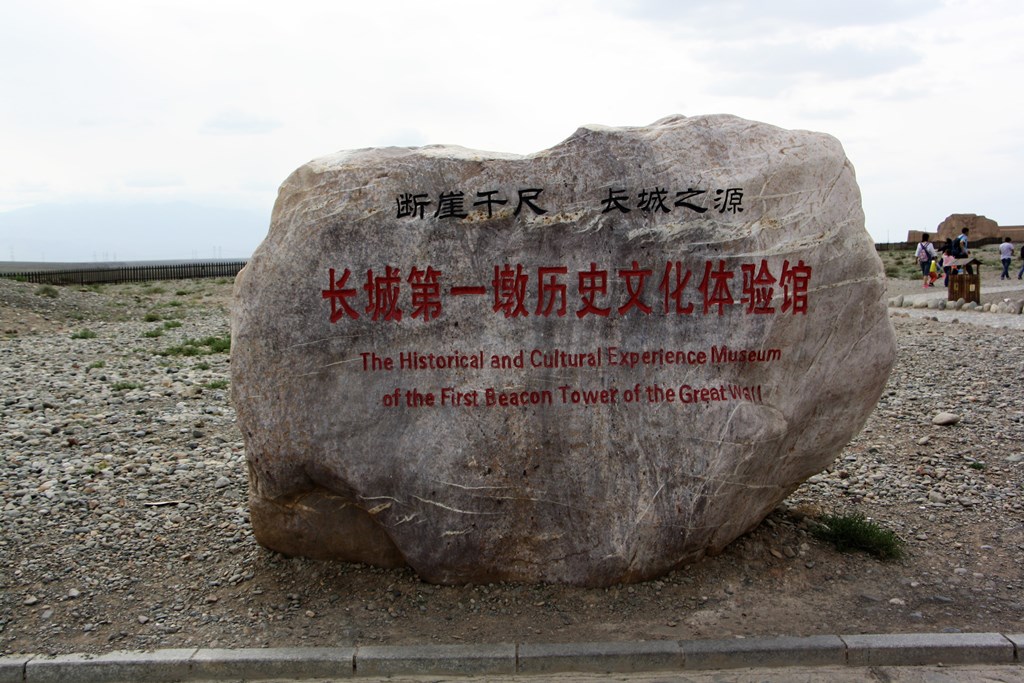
[231,114,896,586]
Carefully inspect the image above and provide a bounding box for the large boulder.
[231,114,896,586]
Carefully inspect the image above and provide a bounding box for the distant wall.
[908,214,1024,244]
[0,260,247,285]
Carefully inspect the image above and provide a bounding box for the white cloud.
[201,110,283,136]
[0,0,1022,248]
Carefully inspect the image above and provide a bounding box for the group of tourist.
[915,228,1024,288]
[915,228,970,288]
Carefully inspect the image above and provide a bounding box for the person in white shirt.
[915,234,938,288]
[999,236,1014,280]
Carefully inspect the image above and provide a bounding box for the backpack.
[917,242,931,262]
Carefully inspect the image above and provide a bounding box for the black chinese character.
[637,187,670,213]
[396,193,431,219]
[714,188,744,214]
[674,189,708,214]
[514,188,548,216]
[473,190,508,218]
[434,191,469,220]
[600,188,631,213]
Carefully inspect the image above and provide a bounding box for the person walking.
[1018,242,1024,280]
[958,227,973,274]
[942,248,957,287]
[999,236,1014,279]
[915,234,938,288]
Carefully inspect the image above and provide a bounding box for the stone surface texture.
[231,114,896,586]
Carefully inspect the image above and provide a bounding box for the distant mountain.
[0,201,270,262]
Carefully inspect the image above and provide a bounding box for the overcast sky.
[1,0,1022,260]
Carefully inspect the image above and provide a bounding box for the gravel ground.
[2,273,1024,657]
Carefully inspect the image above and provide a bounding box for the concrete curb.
[1,632,1021,681]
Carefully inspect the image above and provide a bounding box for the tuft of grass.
[158,334,230,357]
[144,312,162,322]
[142,328,164,338]
[87,360,105,369]
[969,461,986,470]
[142,285,165,295]
[162,320,182,329]
[204,379,229,390]
[194,361,210,370]
[175,289,188,296]
[201,335,231,353]
[71,329,97,339]
[811,511,905,560]
[111,380,141,391]
[35,285,59,298]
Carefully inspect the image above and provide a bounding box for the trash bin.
[948,258,981,304]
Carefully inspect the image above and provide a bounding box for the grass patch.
[111,380,141,391]
[162,320,182,329]
[87,360,105,369]
[194,361,210,370]
[142,328,164,338]
[142,285,166,295]
[159,334,231,357]
[35,285,59,298]
[969,461,986,470]
[878,250,922,280]
[811,511,905,560]
[71,329,97,339]
[144,312,162,322]
[175,289,188,296]
[204,379,229,390]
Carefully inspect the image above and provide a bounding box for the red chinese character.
[659,261,694,315]
[322,268,360,322]
[740,260,776,314]
[577,262,611,318]
[617,260,653,315]
[780,260,812,314]
[698,260,735,315]
[492,264,529,318]
[535,266,568,317]
[408,266,443,321]
[363,266,403,321]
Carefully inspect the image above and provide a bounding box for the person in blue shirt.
[957,228,973,275]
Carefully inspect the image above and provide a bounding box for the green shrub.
[144,312,162,322]
[35,285,59,298]
[71,329,97,339]
[87,360,105,369]
[175,290,188,296]
[162,320,182,329]
[142,285,165,295]
[811,511,905,560]
[142,328,163,338]
[159,334,230,357]
[204,379,229,390]
[201,335,231,353]
[111,381,141,391]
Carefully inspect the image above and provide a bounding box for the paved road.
[892,281,1024,331]
[198,664,1024,682]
